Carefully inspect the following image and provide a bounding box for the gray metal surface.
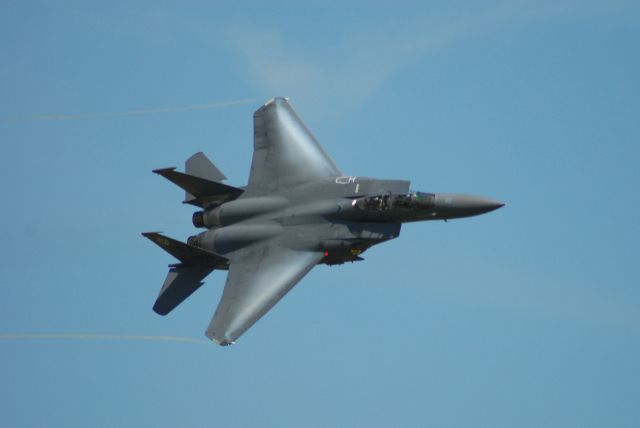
[206,242,324,345]
[248,98,342,194]
[143,97,504,345]
[185,152,226,182]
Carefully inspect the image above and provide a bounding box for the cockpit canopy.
[355,191,435,211]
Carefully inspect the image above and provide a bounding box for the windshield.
[355,191,435,211]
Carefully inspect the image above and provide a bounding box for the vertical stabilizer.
[185,152,227,203]
[186,152,226,181]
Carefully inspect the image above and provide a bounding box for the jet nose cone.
[434,194,505,218]
[456,195,505,214]
[472,196,505,213]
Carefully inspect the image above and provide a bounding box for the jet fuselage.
[188,176,503,266]
[144,97,504,345]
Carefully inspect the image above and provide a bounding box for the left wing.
[206,242,323,345]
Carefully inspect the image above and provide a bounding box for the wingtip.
[206,330,236,347]
[209,336,236,347]
[152,167,177,174]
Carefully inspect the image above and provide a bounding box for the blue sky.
[1,1,639,427]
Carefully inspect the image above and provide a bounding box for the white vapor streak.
[6,98,261,123]
[0,333,209,345]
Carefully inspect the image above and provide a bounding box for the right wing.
[247,97,342,193]
[206,242,324,345]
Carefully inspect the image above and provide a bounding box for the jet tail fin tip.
[186,152,227,182]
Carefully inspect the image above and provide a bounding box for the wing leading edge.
[247,97,342,193]
[206,242,324,345]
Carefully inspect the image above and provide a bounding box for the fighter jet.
[143,97,503,345]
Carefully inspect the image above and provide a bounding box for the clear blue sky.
[1,1,639,427]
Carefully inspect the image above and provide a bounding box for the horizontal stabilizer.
[142,232,228,268]
[152,168,244,207]
[153,265,213,315]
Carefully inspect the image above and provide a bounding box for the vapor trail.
[4,97,261,123]
[0,333,209,345]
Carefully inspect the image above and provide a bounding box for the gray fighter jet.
[143,97,503,345]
